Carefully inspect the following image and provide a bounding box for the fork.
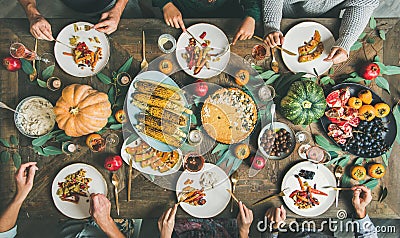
[111,173,120,215]
[140,31,148,69]
[230,171,239,212]
[334,166,344,207]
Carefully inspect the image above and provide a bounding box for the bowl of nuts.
[258,122,295,160]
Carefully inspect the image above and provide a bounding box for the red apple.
[361,62,380,80]
[250,156,266,170]
[3,57,21,72]
[104,155,123,171]
[193,79,208,97]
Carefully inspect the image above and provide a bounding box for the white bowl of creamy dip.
[14,96,56,138]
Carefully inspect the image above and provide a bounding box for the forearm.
[262,0,283,34]
[97,217,125,238]
[0,197,23,232]
[152,0,172,9]
[113,0,129,16]
[18,0,40,20]
[336,0,379,52]
[242,0,261,22]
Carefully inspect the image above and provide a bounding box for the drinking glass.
[244,44,267,64]
[106,133,120,148]
[10,42,50,63]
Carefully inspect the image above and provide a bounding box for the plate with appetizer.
[54,21,110,77]
[51,163,107,219]
[281,21,335,76]
[176,23,230,79]
[121,137,183,176]
[127,70,191,152]
[176,163,231,218]
[321,83,396,158]
[281,161,336,217]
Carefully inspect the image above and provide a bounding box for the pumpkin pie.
[201,88,257,144]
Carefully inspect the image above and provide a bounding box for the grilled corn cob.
[132,101,188,126]
[135,80,182,101]
[137,113,186,138]
[136,124,183,148]
[133,92,192,115]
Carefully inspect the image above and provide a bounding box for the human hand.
[264,31,284,48]
[90,193,114,229]
[29,15,54,41]
[232,17,255,45]
[265,205,286,229]
[323,47,348,64]
[94,7,122,34]
[162,2,186,31]
[352,185,372,219]
[158,204,178,238]
[237,201,253,238]
[14,162,38,203]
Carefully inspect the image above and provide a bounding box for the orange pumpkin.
[368,163,386,179]
[374,103,390,118]
[234,143,251,160]
[85,133,106,152]
[54,84,112,137]
[351,166,367,181]
[115,109,127,123]
[234,69,250,86]
[358,105,377,121]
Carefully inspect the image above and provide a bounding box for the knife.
[252,35,297,56]
[226,189,239,204]
[127,156,133,202]
[252,188,288,206]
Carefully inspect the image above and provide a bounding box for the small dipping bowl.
[158,34,177,54]
[183,153,205,173]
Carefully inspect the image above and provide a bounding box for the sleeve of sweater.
[262,0,284,35]
[335,0,379,53]
[242,0,261,22]
[354,214,378,238]
[152,0,172,9]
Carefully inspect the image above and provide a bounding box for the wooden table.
[0,18,399,226]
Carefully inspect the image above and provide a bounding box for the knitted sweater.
[262,0,379,52]
[153,0,261,21]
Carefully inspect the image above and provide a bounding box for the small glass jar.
[116,72,132,86]
[295,131,312,144]
[258,84,276,102]
[188,129,203,146]
[62,141,78,154]
[158,34,176,54]
[47,76,62,91]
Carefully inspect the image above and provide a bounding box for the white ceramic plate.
[51,163,108,219]
[176,163,231,218]
[282,22,334,76]
[176,23,230,79]
[54,21,110,77]
[281,161,336,217]
[258,122,295,160]
[121,137,183,176]
[126,70,190,152]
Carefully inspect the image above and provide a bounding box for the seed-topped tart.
[201,88,257,144]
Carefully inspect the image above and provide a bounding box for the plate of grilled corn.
[121,137,183,176]
[127,71,192,152]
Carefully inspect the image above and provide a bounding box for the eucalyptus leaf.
[341,174,352,187]
[256,70,276,79]
[108,115,117,124]
[0,138,10,147]
[315,135,341,152]
[148,174,155,182]
[349,72,358,77]
[37,78,47,88]
[212,143,229,154]
[393,105,400,144]
[363,179,379,190]
[378,30,386,40]
[381,153,389,166]
[33,145,46,156]
[354,157,364,165]
[55,133,72,142]
[0,151,11,163]
[12,152,22,169]
[379,186,388,203]
[328,78,335,85]
[190,114,197,125]
[358,32,366,40]
[97,72,112,85]
[369,16,376,29]
[329,67,335,75]
[338,155,351,167]
[115,96,125,108]
[20,58,34,74]
[43,146,63,155]
[264,74,280,85]
[375,76,390,94]
[42,65,55,80]
[118,57,133,73]
[320,76,331,85]
[229,158,242,176]
[350,41,363,51]
[325,155,341,165]
[216,150,230,166]
[10,135,18,145]
[251,64,264,73]
[383,65,400,75]
[343,77,364,83]
[32,133,52,147]
[366,38,375,44]
[108,86,116,104]
[110,124,123,130]
[373,55,381,62]
[365,80,371,86]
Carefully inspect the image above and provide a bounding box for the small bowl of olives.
[258,122,295,160]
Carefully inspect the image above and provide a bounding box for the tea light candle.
[47,77,62,91]
[188,129,202,145]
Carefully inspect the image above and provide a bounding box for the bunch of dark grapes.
[344,118,389,157]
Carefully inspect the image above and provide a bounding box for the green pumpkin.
[280,80,326,125]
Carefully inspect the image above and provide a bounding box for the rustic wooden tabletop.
[0,18,399,224]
